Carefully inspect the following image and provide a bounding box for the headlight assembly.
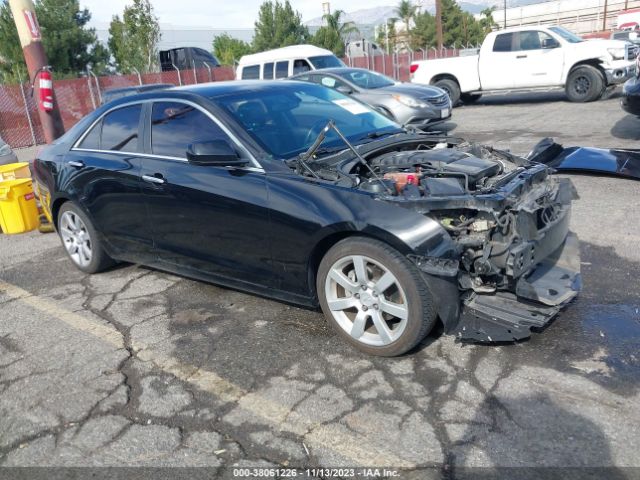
[392,94,427,109]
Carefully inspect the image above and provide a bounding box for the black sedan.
[33,81,581,356]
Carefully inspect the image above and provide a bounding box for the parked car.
[410,25,637,105]
[621,56,640,115]
[291,67,452,128]
[236,45,344,80]
[101,84,174,105]
[160,47,220,72]
[0,135,18,165]
[32,81,580,356]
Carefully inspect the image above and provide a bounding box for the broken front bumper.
[453,232,581,342]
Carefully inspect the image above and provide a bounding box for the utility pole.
[435,0,443,50]
[602,0,608,31]
[9,0,64,143]
[504,0,507,29]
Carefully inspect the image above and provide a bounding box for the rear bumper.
[453,232,581,342]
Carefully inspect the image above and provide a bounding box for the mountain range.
[305,0,549,26]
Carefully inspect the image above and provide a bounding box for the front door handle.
[68,160,84,168]
[516,55,528,59]
[142,174,166,185]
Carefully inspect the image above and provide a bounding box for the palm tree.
[323,9,359,44]
[395,0,416,39]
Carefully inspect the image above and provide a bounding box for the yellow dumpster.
[0,179,40,234]
[0,162,31,182]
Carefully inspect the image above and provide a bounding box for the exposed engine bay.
[290,125,582,342]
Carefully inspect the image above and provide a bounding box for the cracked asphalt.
[1,91,639,479]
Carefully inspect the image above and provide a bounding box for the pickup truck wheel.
[566,66,604,102]
[317,237,438,356]
[433,79,461,106]
[460,93,482,104]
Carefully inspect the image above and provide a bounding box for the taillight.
[410,64,419,74]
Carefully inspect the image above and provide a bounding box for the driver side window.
[151,101,230,159]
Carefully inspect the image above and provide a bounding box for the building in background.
[483,0,640,34]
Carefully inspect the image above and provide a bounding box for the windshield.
[549,26,583,43]
[213,83,400,159]
[336,69,395,89]
[308,55,345,69]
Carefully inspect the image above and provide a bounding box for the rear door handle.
[142,174,166,185]
[68,160,84,168]
[516,55,528,59]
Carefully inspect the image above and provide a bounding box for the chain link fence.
[0,66,235,150]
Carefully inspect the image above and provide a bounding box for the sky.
[80,0,397,29]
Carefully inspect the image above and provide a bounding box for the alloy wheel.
[573,75,591,96]
[59,211,92,268]
[325,255,409,346]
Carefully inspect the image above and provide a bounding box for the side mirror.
[336,85,353,95]
[186,140,248,167]
[542,38,559,49]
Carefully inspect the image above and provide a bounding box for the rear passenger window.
[493,33,514,52]
[101,105,141,152]
[275,61,289,79]
[151,101,230,158]
[263,62,274,79]
[79,120,102,149]
[241,65,260,80]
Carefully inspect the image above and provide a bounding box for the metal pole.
[87,69,102,104]
[204,62,212,82]
[86,73,96,110]
[8,0,64,142]
[18,73,37,146]
[504,0,507,29]
[132,67,142,85]
[172,64,182,86]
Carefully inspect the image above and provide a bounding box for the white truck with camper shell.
[410,25,637,105]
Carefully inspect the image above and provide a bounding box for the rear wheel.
[433,78,461,106]
[460,93,482,104]
[317,237,437,356]
[565,65,604,102]
[58,202,115,274]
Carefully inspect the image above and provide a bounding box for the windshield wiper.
[356,129,405,143]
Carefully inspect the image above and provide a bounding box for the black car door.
[140,100,274,288]
[66,103,154,261]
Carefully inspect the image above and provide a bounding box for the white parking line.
[0,280,412,467]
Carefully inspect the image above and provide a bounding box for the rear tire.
[57,202,115,274]
[565,65,604,102]
[433,78,461,106]
[460,93,482,104]
[317,237,437,357]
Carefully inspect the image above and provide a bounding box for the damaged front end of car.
[297,127,582,343]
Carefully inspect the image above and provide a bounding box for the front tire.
[57,202,115,274]
[317,237,437,356]
[433,78,461,106]
[565,65,604,102]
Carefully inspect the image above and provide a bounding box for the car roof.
[238,45,334,65]
[99,80,317,109]
[290,67,383,80]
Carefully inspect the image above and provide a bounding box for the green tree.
[213,34,252,66]
[252,0,309,52]
[479,7,498,35]
[376,18,398,54]
[109,0,161,74]
[410,12,436,49]
[0,0,108,84]
[312,9,359,56]
[395,0,416,44]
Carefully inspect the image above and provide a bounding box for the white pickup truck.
[410,25,637,105]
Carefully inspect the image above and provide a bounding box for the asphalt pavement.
[1,90,639,479]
